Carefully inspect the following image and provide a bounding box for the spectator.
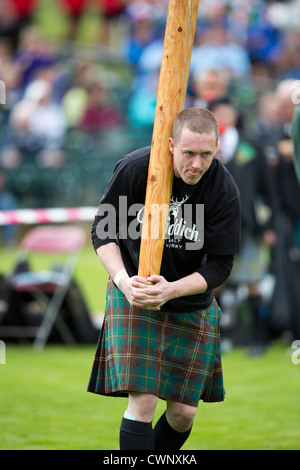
[190,23,251,79]
[96,0,127,49]
[0,0,38,52]
[126,70,158,127]
[189,68,230,108]
[121,11,155,66]
[62,85,88,129]
[136,36,164,75]
[59,0,87,41]
[124,0,164,24]
[273,31,300,80]
[78,80,124,134]
[61,59,100,128]
[59,0,127,46]
[209,97,277,356]
[255,91,282,168]
[14,26,56,90]
[268,79,300,341]
[246,14,283,67]
[1,96,38,168]
[0,37,23,108]
[274,79,300,221]
[3,79,67,167]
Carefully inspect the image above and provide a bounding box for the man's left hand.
[131,275,174,310]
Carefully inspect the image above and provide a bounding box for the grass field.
[0,244,300,450]
[0,342,299,450]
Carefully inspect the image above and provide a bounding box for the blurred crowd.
[0,0,300,352]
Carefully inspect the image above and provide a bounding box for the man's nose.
[191,156,202,169]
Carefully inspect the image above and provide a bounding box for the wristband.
[113,269,129,288]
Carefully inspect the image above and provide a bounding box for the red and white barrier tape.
[0,207,98,225]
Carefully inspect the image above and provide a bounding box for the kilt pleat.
[87,279,225,407]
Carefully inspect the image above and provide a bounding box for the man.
[88,107,241,450]
[270,80,300,340]
[190,68,230,108]
[275,79,300,214]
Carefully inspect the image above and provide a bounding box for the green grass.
[0,342,299,450]
[0,245,300,450]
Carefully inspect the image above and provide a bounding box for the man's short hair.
[172,107,219,145]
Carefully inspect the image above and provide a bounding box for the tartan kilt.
[87,279,225,407]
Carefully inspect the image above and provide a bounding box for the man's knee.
[166,401,198,432]
[127,392,158,422]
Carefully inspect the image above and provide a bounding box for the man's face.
[169,127,219,185]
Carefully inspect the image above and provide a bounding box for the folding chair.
[0,225,86,350]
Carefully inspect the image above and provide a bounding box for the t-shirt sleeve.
[196,253,234,290]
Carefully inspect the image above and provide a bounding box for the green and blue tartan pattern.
[87,280,225,406]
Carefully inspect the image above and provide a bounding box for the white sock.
[124,410,137,421]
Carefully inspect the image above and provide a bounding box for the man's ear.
[169,137,175,154]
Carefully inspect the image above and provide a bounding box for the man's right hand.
[119,276,160,310]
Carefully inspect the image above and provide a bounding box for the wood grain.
[138,0,200,278]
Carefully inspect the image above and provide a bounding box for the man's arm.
[97,242,154,308]
[96,243,127,281]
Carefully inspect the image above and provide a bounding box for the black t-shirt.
[92,146,241,311]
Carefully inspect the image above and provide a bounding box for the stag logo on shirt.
[137,193,204,250]
[169,194,189,218]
